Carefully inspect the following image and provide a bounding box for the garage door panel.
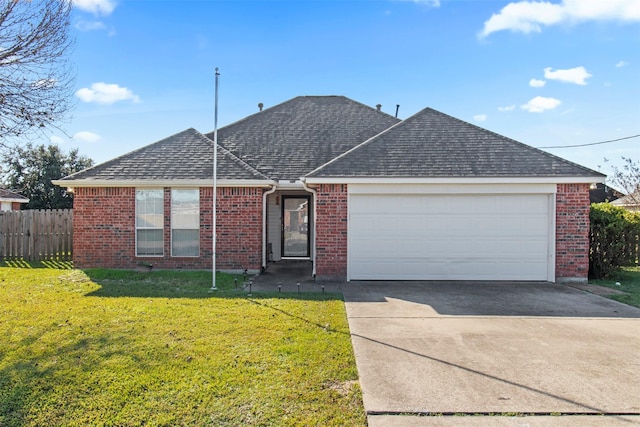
[351,258,548,281]
[349,193,551,281]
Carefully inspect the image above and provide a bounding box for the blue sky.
[55,0,640,176]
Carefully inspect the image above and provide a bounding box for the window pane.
[136,189,164,227]
[171,189,199,257]
[283,197,309,257]
[137,229,163,256]
[172,229,199,257]
[171,189,199,229]
[137,213,164,228]
[136,189,163,256]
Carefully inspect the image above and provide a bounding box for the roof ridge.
[331,95,399,120]
[207,95,398,137]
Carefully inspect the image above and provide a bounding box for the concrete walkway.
[249,260,343,293]
[342,282,640,426]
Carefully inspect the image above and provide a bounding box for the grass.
[589,266,640,308]
[0,266,365,426]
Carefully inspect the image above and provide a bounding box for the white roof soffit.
[303,176,606,185]
[0,198,29,203]
[274,180,305,190]
[51,179,276,188]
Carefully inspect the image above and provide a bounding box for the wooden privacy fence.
[0,209,73,261]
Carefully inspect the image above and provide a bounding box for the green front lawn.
[590,266,640,309]
[0,267,365,426]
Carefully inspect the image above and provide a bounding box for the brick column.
[315,184,348,278]
[555,183,590,283]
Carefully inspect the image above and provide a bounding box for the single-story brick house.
[54,95,605,283]
[0,188,29,211]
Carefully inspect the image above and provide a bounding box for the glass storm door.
[282,196,310,257]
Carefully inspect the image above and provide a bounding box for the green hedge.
[589,203,640,279]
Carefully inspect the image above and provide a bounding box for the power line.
[539,133,640,149]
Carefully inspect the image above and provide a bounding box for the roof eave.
[303,176,607,185]
[52,179,276,188]
[0,198,29,203]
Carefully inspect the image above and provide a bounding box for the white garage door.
[349,193,552,281]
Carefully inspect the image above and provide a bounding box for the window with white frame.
[171,189,199,257]
[136,189,164,256]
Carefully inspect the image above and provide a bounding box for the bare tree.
[606,156,640,205]
[0,0,74,144]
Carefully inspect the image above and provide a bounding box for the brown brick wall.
[213,187,263,271]
[555,183,590,281]
[73,187,136,268]
[73,183,591,280]
[315,184,348,278]
[72,186,263,271]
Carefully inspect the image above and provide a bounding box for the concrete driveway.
[342,282,640,426]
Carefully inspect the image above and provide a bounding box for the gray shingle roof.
[57,97,603,184]
[0,188,28,201]
[58,128,268,182]
[209,96,401,181]
[611,190,640,208]
[307,107,605,178]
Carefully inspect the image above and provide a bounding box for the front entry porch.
[266,190,314,264]
[251,259,343,293]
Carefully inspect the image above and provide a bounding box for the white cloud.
[480,0,640,38]
[76,82,141,104]
[529,78,546,88]
[498,105,516,111]
[75,20,106,31]
[73,0,116,16]
[73,131,102,143]
[616,60,628,67]
[521,96,562,112]
[473,114,488,122]
[544,66,592,85]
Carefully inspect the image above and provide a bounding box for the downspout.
[262,184,277,270]
[301,179,317,278]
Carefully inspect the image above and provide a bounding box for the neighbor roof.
[0,188,29,202]
[57,128,269,183]
[209,96,401,181]
[307,107,605,179]
[611,190,640,209]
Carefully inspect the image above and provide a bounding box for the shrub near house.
[590,203,640,279]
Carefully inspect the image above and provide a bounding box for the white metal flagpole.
[211,67,220,290]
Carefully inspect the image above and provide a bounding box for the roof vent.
[258,102,264,112]
[376,104,382,112]
[395,104,400,118]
